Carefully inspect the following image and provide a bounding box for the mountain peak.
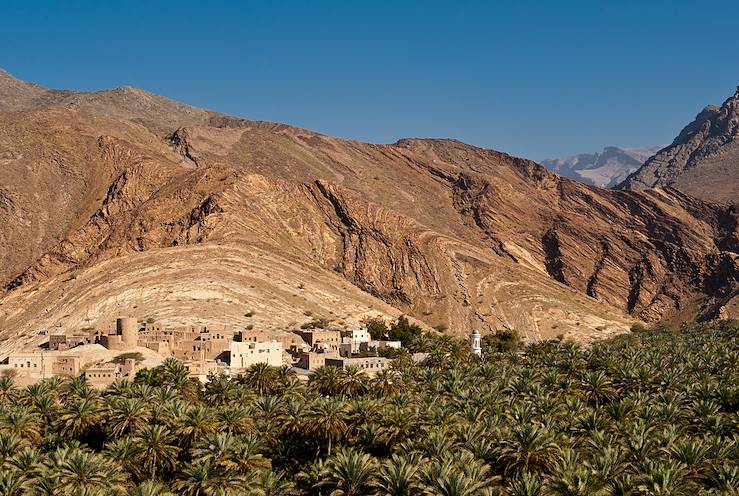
[540,145,660,187]
[0,71,242,134]
[108,85,148,95]
[0,68,33,86]
[617,85,739,204]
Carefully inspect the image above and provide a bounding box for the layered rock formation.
[0,70,737,351]
[618,86,739,204]
[541,145,662,187]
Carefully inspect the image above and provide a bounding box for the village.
[0,316,420,387]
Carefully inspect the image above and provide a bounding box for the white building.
[359,340,402,353]
[228,340,283,369]
[340,329,371,356]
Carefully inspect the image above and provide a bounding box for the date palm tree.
[6,447,46,483]
[216,404,253,436]
[371,369,402,397]
[105,436,144,482]
[46,447,129,495]
[175,405,219,450]
[417,453,493,496]
[580,370,617,408]
[282,398,309,439]
[56,396,103,441]
[310,366,343,397]
[131,481,176,496]
[106,397,151,437]
[173,460,222,496]
[0,432,23,464]
[232,433,271,472]
[506,472,544,496]
[310,398,349,456]
[0,469,27,496]
[250,470,299,496]
[203,374,236,406]
[0,405,42,443]
[373,453,422,496]
[317,447,377,496]
[132,424,180,480]
[0,376,18,406]
[704,463,739,492]
[548,467,605,496]
[29,392,59,432]
[191,432,240,473]
[636,460,692,496]
[338,366,367,397]
[497,424,560,476]
[244,363,278,396]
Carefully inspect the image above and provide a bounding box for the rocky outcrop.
[618,86,739,204]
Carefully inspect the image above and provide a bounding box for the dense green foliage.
[366,316,424,347]
[0,321,738,495]
[482,329,520,353]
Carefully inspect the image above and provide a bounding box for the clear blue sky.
[2,1,738,160]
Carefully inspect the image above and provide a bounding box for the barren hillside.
[0,70,737,351]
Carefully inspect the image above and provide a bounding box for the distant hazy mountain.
[618,86,739,204]
[541,146,663,187]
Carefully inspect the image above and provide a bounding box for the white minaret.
[470,329,482,356]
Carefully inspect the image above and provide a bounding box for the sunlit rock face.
[0,70,736,354]
[618,86,739,205]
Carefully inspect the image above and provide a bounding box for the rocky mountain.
[0,70,737,353]
[618,87,739,204]
[541,146,662,187]
[0,68,244,133]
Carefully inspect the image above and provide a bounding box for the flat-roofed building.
[228,340,282,370]
[360,340,402,352]
[325,356,389,375]
[52,356,81,377]
[84,364,122,388]
[340,328,372,356]
[239,329,307,353]
[5,352,53,377]
[48,334,68,351]
[1,353,84,383]
[295,329,341,353]
[84,358,137,388]
[295,351,326,371]
[183,360,228,382]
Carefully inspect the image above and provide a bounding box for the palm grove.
[0,320,739,495]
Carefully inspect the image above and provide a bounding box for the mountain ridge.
[0,69,737,353]
[541,145,663,187]
[618,86,739,204]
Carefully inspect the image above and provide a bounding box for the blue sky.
[2,1,738,160]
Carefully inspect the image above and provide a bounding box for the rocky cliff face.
[541,146,662,187]
[0,70,737,351]
[618,87,739,204]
